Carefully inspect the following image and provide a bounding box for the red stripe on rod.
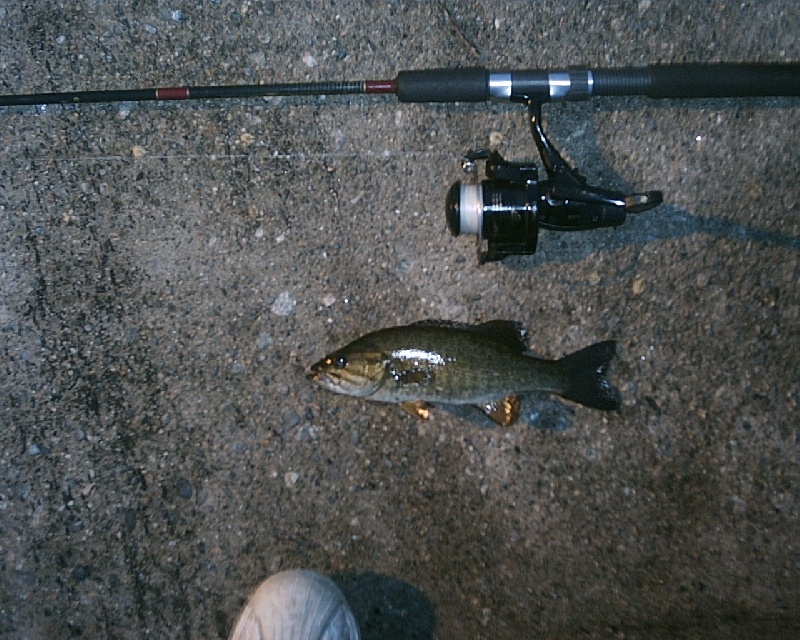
[155,87,191,100]
[364,80,397,94]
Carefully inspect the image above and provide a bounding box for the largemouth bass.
[307,320,620,425]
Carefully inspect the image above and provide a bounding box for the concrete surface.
[1,1,798,638]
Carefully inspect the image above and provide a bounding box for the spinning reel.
[445,101,663,263]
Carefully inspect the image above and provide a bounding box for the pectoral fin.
[400,400,431,420]
[479,394,521,426]
[395,369,433,386]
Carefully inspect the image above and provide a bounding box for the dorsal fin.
[409,319,465,330]
[469,320,529,352]
[409,319,529,352]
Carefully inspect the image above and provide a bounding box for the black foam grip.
[395,68,488,102]
[593,63,800,98]
[648,63,800,98]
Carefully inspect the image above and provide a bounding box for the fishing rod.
[3,63,799,262]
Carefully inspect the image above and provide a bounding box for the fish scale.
[371,326,567,403]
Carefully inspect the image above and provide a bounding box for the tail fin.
[559,341,621,410]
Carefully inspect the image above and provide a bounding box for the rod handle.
[593,63,800,99]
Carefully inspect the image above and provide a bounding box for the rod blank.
[0,81,380,107]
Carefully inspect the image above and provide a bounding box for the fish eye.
[334,356,348,369]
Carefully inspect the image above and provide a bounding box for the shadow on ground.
[333,571,436,640]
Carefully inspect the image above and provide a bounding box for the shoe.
[229,569,361,640]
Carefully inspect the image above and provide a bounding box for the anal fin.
[400,400,431,420]
[479,394,521,426]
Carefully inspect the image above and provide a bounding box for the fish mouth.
[306,365,377,397]
[307,364,338,387]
